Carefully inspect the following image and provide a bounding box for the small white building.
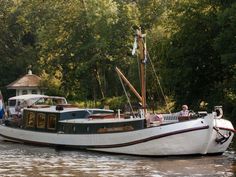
[7,70,45,96]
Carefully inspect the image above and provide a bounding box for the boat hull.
[0,115,234,156]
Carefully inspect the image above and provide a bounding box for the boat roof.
[24,106,114,114]
[9,94,65,101]
[59,117,144,124]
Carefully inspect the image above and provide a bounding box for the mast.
[116,28,147,115]
[136,28,147,113]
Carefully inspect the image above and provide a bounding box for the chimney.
[28,69,32,75]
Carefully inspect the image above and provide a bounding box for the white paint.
[0,113,233,156]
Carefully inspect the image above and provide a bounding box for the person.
[15,101,22,117]
[179,104,189,117]
[146,113,163,127]
[0,95,4,122]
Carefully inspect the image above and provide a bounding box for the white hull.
[0,114,234,156]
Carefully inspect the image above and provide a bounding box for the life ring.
[214,106,223,119]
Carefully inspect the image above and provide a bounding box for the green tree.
[214,2,236,119]
[0,0,37,98]
[158,1,224,110]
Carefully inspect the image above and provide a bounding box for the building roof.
[7,70,42,89]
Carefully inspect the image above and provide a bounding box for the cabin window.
[22,90,28,95]
[26,112,35,128]
[47,114,56,130]
[9,100,16,107]
[31,90,37,94]
[37,113,46,128]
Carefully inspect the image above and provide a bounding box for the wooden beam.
[115,67,142,103]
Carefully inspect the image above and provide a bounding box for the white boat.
[0,29,234,156]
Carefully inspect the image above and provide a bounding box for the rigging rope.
[147,52,171,113]
[117,73,136,117]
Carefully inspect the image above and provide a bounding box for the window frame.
[36,113,46,129]
[26,112,35,128]
[47,114,57,130]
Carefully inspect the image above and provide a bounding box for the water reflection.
[0,141,235,177]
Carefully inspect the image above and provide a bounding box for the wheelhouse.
[6,94,67,117]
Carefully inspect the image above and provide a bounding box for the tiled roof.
[7,72,42,89]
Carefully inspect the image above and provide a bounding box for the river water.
[0,140,235,177]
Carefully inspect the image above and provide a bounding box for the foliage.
[214,2,236,118]
[161,1,223,110]
[0,0,38,98]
